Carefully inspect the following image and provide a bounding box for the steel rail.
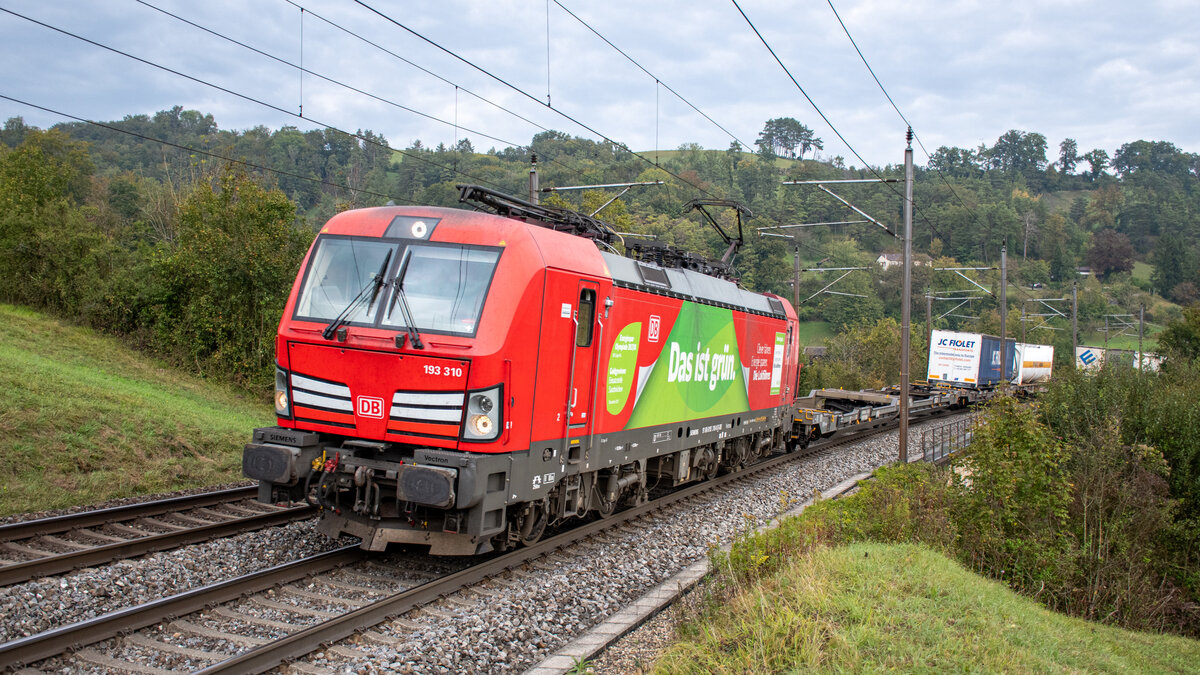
[195,424,915,675]
[0,486,259,542]
[0,503,316,587]
[1,407,963,671]
[0,546,365,670]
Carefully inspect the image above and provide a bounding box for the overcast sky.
[2,0,1197,170]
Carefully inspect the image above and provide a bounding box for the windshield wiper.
[322,249,392,340]
[386,277,424,349]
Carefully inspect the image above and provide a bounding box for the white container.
[1013,343,1054,384]
[927,330,985,385]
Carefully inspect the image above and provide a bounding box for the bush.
[953,396,1073,596]
[147,165,310,386]
[713,394,1199,637]
[1063,420,1180,630]
[1039,363,1200,607]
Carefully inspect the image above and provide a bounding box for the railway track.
[0,487,315,587]
[1,415,951,674]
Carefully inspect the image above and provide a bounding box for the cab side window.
[576,289,595,347]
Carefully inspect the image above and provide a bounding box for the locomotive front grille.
[388,390,463,439]
[291,373,356,427]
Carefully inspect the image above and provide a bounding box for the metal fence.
[920,413,980,463]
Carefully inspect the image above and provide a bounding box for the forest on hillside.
[1,108,1198,387]
[5,109,1199,637]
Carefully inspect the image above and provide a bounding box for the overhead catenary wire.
[351,0,719,200]
[730,0,892,190]
[730,0,947,245]
[278,1,602,184]
[0,93,420,206]
[825,0,978,235]
[0,6,506,192]
[282,0,549,134]
[133,0,591,185]
[552,0,755,152]
[136,0,515,150]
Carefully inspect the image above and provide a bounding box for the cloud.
[1,0,1198,169]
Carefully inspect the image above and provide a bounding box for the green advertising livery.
[621,304,750,429]
[606,322,641,415]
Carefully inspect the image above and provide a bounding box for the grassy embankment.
[794,321,835,348]
[653,542,1200,673]
[0,304,272,516]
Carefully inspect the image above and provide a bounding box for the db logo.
[649,315,660,342]
[356,396,385,419]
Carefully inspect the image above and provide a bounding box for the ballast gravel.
[0,519,355,642]
[341,420,946,675]
[6,418,955,673]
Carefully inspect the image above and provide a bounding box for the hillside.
[0,304,272,516]
[653,542,1200,673]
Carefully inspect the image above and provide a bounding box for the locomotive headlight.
[471,394,494,413]
[462,386,501,441]
[469,414,493,436]
[274,366,291,418]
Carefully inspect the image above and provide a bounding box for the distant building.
[803,346,826,360]
[875,253,929,270]
[1077,266,1093,276]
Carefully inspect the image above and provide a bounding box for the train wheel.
[698,446,719,481]
[517,499,548,547]
[593,493,617,519]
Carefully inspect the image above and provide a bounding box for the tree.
[151,164,309,384]
[0,129,96,306]
[1086,229,1134,278]
[755,118,821,160]
[1082,148,1109,181]
[1161,306,1200,362]
[984,130,1047,174]
[797,127,823,160]
[1058,138,1079,174]
[1081,184,1123,231]
[1011,187,1043,259]
[1111,140,1194,178]
[1041,213,1080,281]
[1150,232,1189,298]
[928,146,980,177]
[1,116,29,148]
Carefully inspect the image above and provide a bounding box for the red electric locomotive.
[244,186,800,554]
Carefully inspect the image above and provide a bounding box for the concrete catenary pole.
[999,245,1007,388]
[1139,304,1145,371]
[1072,281,1078,367]
[529,153,539,205]
[899,129,914,463]
[925,290,932,357]
[793,243,801,310]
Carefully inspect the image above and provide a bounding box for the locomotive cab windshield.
[294,234,500,338]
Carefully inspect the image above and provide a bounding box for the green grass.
[1080,323,1162,352]
[794,321,835,347]
[1041,188,1092,214]
[654,542,1200,673]
[1133,260,1153,282]
[0,304,273,515]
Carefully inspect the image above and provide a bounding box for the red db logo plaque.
[356,396,385,419]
